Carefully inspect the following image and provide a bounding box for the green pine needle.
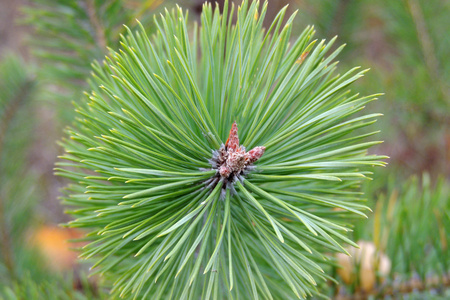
[58,1,386,298]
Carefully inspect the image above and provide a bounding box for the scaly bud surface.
[206,122,265,196]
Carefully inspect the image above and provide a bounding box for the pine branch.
[22,0,162,122]
[335,174,449,298]
[0,55,35,283]
[406,0,449,100]
[57,1,386,298]
[85,0,108,50]
[1,272,106,299]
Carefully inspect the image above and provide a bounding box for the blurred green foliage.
[22,0,165,121]
[293,0,449,178]
[0,0,448,298]
[335,174,449,298]
[0,55,39,284]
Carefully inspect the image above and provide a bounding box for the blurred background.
[0,0,448,299]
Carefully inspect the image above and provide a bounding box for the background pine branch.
[0,54,39,285]
[335,174,449,299]
[22,0,165,121]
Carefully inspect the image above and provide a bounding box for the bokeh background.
[0,0,448,299]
